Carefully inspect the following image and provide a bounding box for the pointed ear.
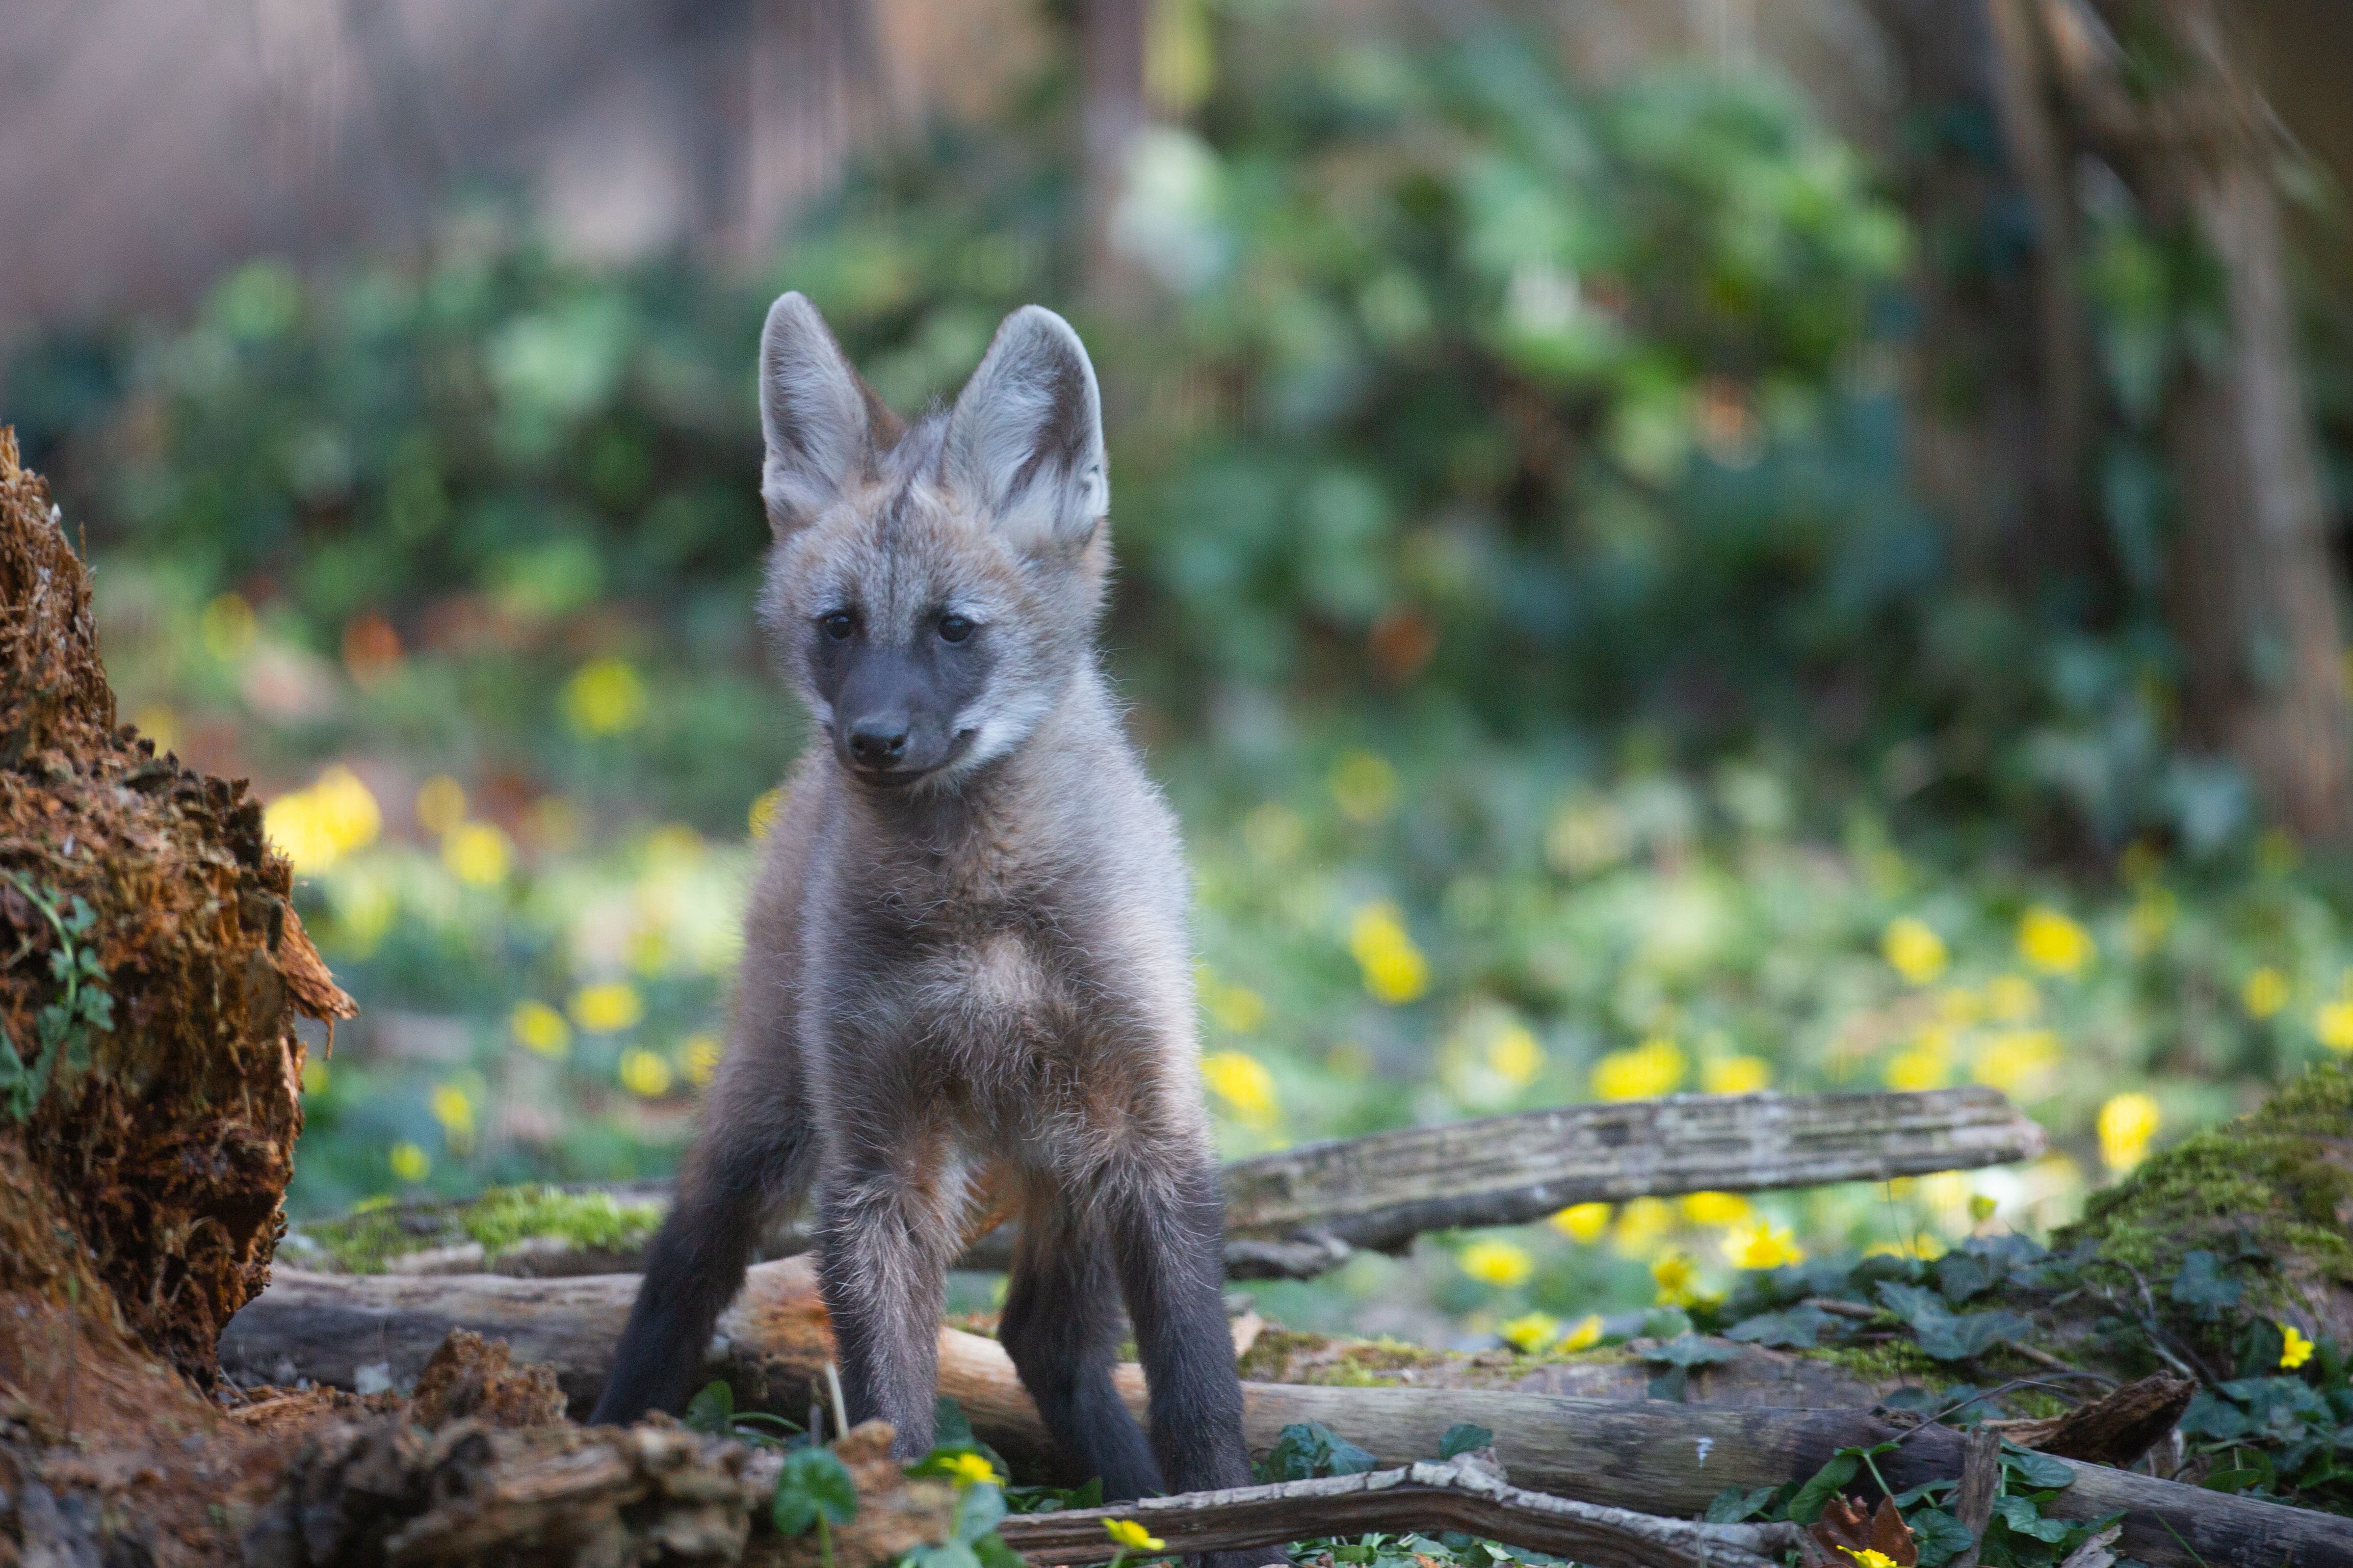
[942,306,1108,552]
[759,292,898,536]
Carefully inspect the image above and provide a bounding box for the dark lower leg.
[816,1171,956,1458]
[999,1199,1161,1499]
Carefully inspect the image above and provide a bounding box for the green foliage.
[0,873,113,1120]
[1258,1421,1377,1482]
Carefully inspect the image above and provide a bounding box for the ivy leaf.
[1992,1495,2072,1544]
[2171,1251,2242,1320]
[1438,1422,1494,1458]
[1788,1453,1859,1525]
[1725,1306,1829,1349]
[1935,1253,1998,1305]
[1705,1484,1779,1523]
[1907,1507,1976,1568]
[772,1446,859,1536]
[952,1482,1006,1545]
[2001,1445,2076,1491]
[973,1534,1028,1568]
[1639,1334,1744,1368]
[1260,1421,1375,1480]
[683,1379,734,1435]
[935,1395,977,1446]
[905,1544,982,1568]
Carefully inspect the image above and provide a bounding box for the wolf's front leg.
[813,1144,964,1458]
[1104,1143,1279,1568]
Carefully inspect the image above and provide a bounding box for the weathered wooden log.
[292,1086,2047,1281]
[992,1456,1802,1568]
[1216,1085,2044,1252]
[220,1256,2351,1568]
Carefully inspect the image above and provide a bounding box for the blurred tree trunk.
[1080,0,1147,305]
[1862,1,2097,594]
[2068,0,2353,842]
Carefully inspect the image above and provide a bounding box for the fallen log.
[992,1455,1803,1568]
[220,1256,2351,1568]
[290,1086,2046,1281]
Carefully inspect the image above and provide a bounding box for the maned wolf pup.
[593,294,1264,1540]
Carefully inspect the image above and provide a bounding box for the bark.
[1984,1372,2195,1469]
[1946,1424,2003,1568]
[297,1086,2047,1281]
[2074,0,2353,841]
[220,1256,2352,1568]
[992,1455,1802,1568]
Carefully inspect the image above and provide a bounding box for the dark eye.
[937,614,974,645]
[821,611,854,641]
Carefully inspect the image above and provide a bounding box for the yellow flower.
[301,1057,330,1096]
[1651,1249,1702,1307]
[2280,1323,2315,1370]
[2097,1092,2162,1173]
[1329,751,1398,824]
[938,1451,1001,1486]
[1200,1051,1280,1130]
[1459,1238,1534,1289]
[2317,1000,2353,1054]
[1972,1028,2061,1100]
[200,592,257,661]
[1499,1311,1558,1353]
[683,1031,723,1086]
[571,981,645,1034]
[1864,1235,1947,1262]
[1485,1023,1546,1087]
[2242,967,2290,1021]
[618,1048,674,1098]
[2127,887,2178,956]
[1242,802,1306,862]
[1969,1193,1999,1224]
[1680,1191,1753,1227]
[1204,979,1268,1035]
[1881,917,1948,985]
[747,786,784,839]
[2017,906,2095,978]
[1841,1551,1900,1568]
[1985,973,2041,1022]
[1883,1041,1950,1093]
[563,657,648,736]
[1557,1313,1604,1352]
[1722,1220,1805,1270]
[443,820,514,887]
[1591,1037,1686,1100]
[264,765,383,874]
[1551,1202,1612,1244]
[1613,1195,1674,1257]
[1347,903,1429,1004]
[1701,1054,1770,1095]
[511,1000,572,1058]
[414,774,467,836]
[1104,1520,1165,1554]
[429,1083,475,1147]
[389,1140,431,1183]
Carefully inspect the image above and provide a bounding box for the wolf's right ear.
[759,293,897,537]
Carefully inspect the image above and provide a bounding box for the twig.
[1947,1425,2002,1568]
[994,1456,1801,1568]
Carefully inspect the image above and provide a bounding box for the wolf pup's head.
[754,294,1113,789]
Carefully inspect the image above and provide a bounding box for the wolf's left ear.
[943,306,1108,553]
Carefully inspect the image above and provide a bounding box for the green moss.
[458,1185,665,1254]
[1797,1336,1942,1386]
[2060,1060,2353,1292]
[1237,1326,1450,1386]
[298,1184,665,1274]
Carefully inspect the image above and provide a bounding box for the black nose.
[848,716,909,767]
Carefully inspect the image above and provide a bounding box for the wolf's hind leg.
[591,1096,814,1424]
[1105,1146,1279,1568]
[999,1183,1162,1499]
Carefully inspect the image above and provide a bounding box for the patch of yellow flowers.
[1347,902,1428,1004]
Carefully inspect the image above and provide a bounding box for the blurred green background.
[9,0,2353,1350]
